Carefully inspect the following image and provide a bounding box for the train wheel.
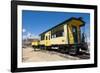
[68,46,78,55]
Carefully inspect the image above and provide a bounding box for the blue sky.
[22,10,90,40]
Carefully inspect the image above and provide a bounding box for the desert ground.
[22,47,82,62]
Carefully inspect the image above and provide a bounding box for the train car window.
[51,35,53,38]
[41,35,45,40]
[56,30,64,37]
[49,35,50,40]
[46,36,48,40]
[51,34,55,38]
[51,30,64,38]
[62,32,64,36]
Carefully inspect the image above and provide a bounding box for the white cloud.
[27,32,40,39]
[22,28,40,40]
[27,32,32,38]
[22,28,26,33]
[22,31,40,40]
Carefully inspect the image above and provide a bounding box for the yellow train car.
[31,39,40,48]
[32,17,87,54]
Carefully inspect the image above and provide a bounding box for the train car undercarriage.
[32,43,88,55]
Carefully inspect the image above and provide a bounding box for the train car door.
[72,26,78,44]
[45,33,51,47]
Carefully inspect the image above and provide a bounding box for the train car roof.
[39,17,85,36]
